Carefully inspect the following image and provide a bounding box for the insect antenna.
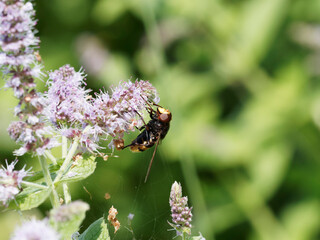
[144,134,160,183]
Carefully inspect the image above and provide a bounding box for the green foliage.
[79,217,110,240]
[6,155,96,212]
[8,187,50,211]
[24,164,60,182]
[59,155,96,184]
[49,201,90,240]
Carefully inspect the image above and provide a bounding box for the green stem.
[63,183,71,204]
[53,139,79,184]
[181,232,187,240]
[45,150,57,165]
[62,136,68,158]
[38,156,60,208]
[21,180,48,190]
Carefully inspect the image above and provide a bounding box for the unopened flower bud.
[169,181,193,235]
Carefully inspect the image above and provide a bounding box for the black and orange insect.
[117,98,172,182]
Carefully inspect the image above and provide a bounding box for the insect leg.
[135,125,145,131]
[140,95,156,113]
[144,134,160,183]
[134,110,149,130]
[122,144,131,149]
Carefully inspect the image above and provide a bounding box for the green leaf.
[79,217,110,240]
[168,221,191,236]
[192,233,206,240]
[49,201,89,240]
[59,155,96,183]
[8,187,51,211]
[24,163,60,182]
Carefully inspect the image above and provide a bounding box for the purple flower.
[43,64,160,153]
[0,1,39,67]
[0,160,29,206]
[92,80,159,137]
[91,80,159,151]
[10,219,60,240]
[44,65,92,127]
[8,120,59,156]
[1,0,58,156]
[0,0,42,101]
[2,0,162,157]
[169,181,193,235]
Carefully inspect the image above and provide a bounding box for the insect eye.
[159,113,171,122]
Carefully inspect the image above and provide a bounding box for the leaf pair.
[9,155,96,211]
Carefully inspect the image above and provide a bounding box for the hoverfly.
[117,98,172,182]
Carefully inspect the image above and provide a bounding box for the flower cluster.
[0,0,57,156]
[169,181,193,235]
[10,219,60,240]
[1,0,177,239]
[0,1,39,69]
[50,200,89,222]
[0,160,29,206]
[1,1,160,156]
[91,79,159,151]
[44,65,92,127]
[7,120,58,156]
[92,80,159,137]
[44,64,159,153]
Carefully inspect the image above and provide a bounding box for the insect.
[121,98,172,182]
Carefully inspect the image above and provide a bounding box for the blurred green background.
[1,0,320,239]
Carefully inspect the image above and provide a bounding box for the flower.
[0,1,39,68]
[0,160,29,206]
[92,80,159,137]
[0,0,41,95]
[43,64,160,153]
[10,219,60,240]
[50,200,89,222]
[44,65,92,127]
[169,181,193,235]
[1,0,57,156]
[7,120,59,156]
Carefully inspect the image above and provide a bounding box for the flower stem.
[45,150,57,165]
[181,232,186,240]
[61,136,72,204]
[62,136,68,158]
[63,183,71,204]
[53,139,79,184]
[21,181,48,190]
[38,156,60,208]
